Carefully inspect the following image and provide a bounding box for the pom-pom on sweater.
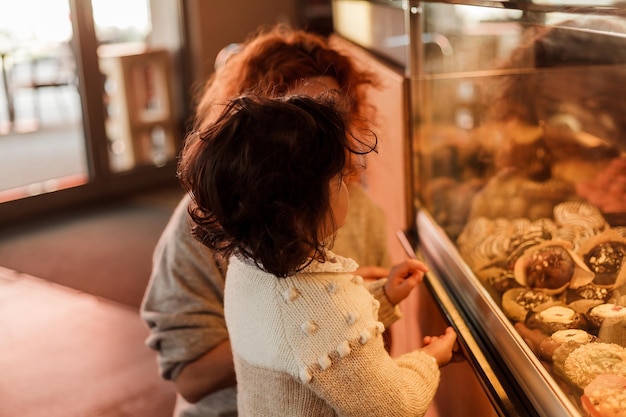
[225,253,440,417]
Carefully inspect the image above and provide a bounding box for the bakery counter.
[406,1,626,416]
[413,206,626,417]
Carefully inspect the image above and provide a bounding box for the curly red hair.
[191,24,378,133]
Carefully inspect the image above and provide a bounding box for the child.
[178,92,458,417]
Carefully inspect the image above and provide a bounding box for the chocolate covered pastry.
[460,217,556,275]
[585,242,626,286]
[567,284,612,304]
[514,240,594,294]
[485,268,519,294]
[502,287,556,323]
[579,229,626,290]
[527,246,575,289]
[566,284,612,315]
[504,221,555,270]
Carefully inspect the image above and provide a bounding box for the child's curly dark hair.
[178,93,377,278]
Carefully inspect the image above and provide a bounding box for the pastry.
[566,284,611,315]
[551,329,595,345]
[566,284,612,304]
[526,305,587,335]
[579,229,626,289]
[581,374,626,417]
[457,217,500,269]
[553,201,608,234]
[588,304,626,347]
[588,304,626,329]
[504,221,554,271]
[514,240,594,294]
[483,268,519,295]
[502,287,556,323]
[585,241,626,286]
[526,246,575,289]
[515,323,594,361]
[553,342,626,390]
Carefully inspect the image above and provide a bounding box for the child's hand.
[383,259,428,305]
[422,327,460,367]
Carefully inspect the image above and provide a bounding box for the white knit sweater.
[225,253,440,417]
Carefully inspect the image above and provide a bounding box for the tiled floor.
[0,267,177,417]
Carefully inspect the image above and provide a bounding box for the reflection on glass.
[416,3,626,415]
[0,0,87,201]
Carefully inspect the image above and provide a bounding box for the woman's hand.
[383,259,429,305]
[354,265,390,281]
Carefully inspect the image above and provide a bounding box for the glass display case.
[407,1,626,416]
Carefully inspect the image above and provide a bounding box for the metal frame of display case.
[407,0,625,13]
[397,229,538,417]
[410,214,582,416]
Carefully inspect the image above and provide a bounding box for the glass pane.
[0,0,87,201]
[92,0,151,45]
[414,3,626,415]
[92,0,178,173]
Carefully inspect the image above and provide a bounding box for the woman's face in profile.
[290,76,352,236]
[328,176,349,236]
[289,75,364,184]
